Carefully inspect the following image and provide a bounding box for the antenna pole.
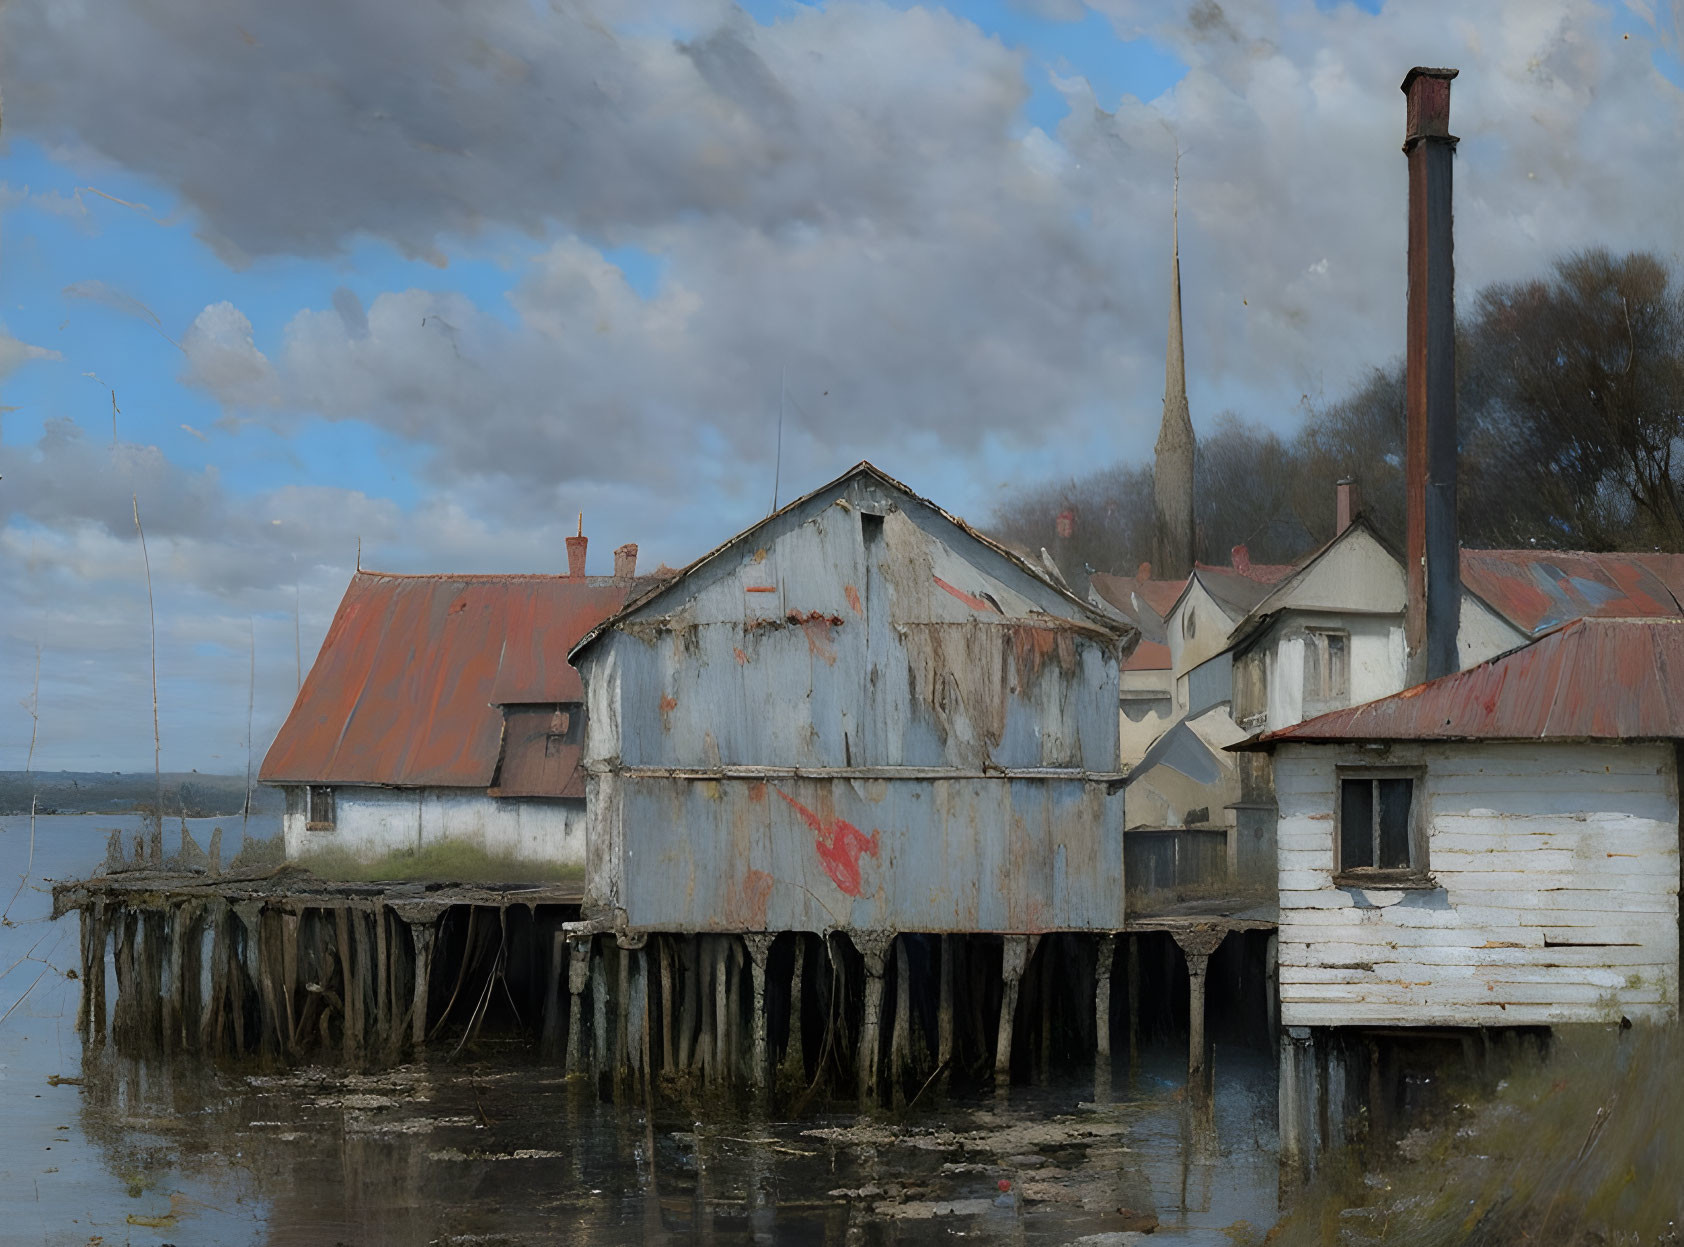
[772,364,786,514]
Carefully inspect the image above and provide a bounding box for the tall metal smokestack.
[1402,67,1460,683]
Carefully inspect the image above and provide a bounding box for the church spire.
[1153,156,1197,579]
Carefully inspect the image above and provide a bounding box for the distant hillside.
[0,772,283,817]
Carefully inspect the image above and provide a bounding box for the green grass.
[294,840,584,885]
[1269,1023,1684,1247]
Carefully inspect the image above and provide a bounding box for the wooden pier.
[56,867,1276,1109]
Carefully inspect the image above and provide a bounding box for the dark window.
[306,785,335,830]
[1337,771,1425,880]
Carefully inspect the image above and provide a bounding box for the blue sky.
[1,0,1680,770]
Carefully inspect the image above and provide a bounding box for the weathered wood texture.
[1275,741,1680,1026]
[578,470,1128,933]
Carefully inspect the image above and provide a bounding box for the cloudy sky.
[0,0,1679,773]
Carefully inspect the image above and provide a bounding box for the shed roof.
[1460,549,1684,635]
[1182,561,1296,619]
[260,571,634,788]
[1089,571,1188,631]
[1122,638,1172,672]
[1235,616,1684,748]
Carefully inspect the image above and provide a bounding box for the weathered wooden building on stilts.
[560,460,1218,1104]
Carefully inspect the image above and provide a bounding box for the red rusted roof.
[1089,573,1188,626]
[1122,638,1172,671]
[1239,617,1684,747]
[1461,549,1684,635]
[261,572,632,788]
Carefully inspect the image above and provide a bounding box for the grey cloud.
[0,0,1029,262]
[331,287,369,339]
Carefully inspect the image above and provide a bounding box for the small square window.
[1336,770,1429,885]
[306,785,335,830]
[1305,629,1350,705]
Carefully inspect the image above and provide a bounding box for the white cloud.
[0,328,63,379]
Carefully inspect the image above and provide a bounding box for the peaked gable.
[572,462,1129,662]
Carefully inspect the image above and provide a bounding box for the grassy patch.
[1269,1023,1684,1247]
[229,833,285,871]
[295,841,583,885]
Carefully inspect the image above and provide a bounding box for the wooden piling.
[936,934,954,1087]
[890,937,912,1107]
[86,902,108,1047]
[410,921,436,1053]
[779,934,805,1088]
[658,937,676,1073]
[593,942,611,1087]
[994,934,1036,1086]
[615,938,633,1099]
[1094,933,1115,1063]
[542,929,566,1059]
[855,932,890,1107]
[562,936,589,1074]
[1173,926,1226,1107]
[709,937,729,1089]
[743,933,773,1091]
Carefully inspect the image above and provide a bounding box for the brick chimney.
[566,513,587,579]
[1231,544,1251,575]
[614,543,638,579]
[1402,67,1460,683]
[1336,477,1361,534]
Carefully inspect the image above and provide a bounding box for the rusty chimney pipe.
[613,542,638,579]
[1335,477,1361,534]
[1402,67,1460,682]
[566,512,588,579]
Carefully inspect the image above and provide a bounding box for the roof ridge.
[355,568,628,584]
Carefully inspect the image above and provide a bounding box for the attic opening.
[544,703,583,757]
[860,511,885,546]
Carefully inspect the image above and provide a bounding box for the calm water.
[0,814,1282,1244]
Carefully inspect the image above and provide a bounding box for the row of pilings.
[70,890,1274,1107]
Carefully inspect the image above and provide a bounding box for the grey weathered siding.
[579,472,1128,932]
[1274,740,1680,1026]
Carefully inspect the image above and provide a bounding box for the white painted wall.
[1460,594,1530,666]
[1264,614,1406,730]
[281,785,587,867]
[1275,740,1680,1027]
[1119,667,1174,766]
[1167,580,1239,712]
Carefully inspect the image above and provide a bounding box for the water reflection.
[72,1041,1278,1244]
[5,816,1281,1244]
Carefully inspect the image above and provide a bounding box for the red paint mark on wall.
[745,585,778,593]
[776,789,880,897]
[845,584,863,615]
[733,646,749,664]
[933,575,998,613]
[659,694,678,730]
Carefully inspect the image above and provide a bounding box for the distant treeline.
[993,249,1684,575]
[0,771,283,817]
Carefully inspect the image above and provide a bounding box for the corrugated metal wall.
[580,472,1129,933]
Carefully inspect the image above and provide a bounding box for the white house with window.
[1238,616,1683,1171]
[1239,615,1683,1029]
